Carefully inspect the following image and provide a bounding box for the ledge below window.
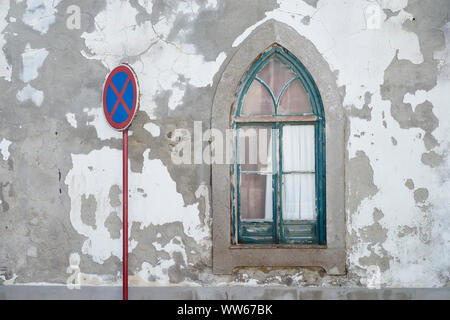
[213,246,346,275]
[229,244,328,249]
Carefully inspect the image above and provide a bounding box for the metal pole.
[123,130,128,300]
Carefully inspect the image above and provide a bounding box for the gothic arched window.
[232,44,326,245]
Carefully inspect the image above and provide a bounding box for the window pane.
[240,173,273,221]
[282,125,315,172]
[241,80,274,115]
[238,126,275,172]
[257,57,296,100]
[282,173,316,220]
[278,79,312,114]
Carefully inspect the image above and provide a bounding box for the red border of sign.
[102,63,140,131]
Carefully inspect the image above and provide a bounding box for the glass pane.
[282,173,316,220]
[282,125,315,172]
[257,57,296,100]
[278,80,312,114]
[238,126,275,172]
[240,173,273,221]
[241,80,274,115]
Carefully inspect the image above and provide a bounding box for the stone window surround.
[211,20,346,275]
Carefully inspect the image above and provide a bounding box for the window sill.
[230,244,327,249]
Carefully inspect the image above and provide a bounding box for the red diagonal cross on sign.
[102,64,139,131]
[106,76,131,122]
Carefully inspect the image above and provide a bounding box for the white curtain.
[282,125,316,220]
[264,129,274,220]
[239,126,316,221]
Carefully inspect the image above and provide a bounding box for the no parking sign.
[103,64,139,130]
[102,63,140,300]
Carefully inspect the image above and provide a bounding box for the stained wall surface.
[0,0,449,291]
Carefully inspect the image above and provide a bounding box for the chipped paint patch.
[129,149,209,243]
[65,148,208,265]
[16,84,43,106]
[403,90,428,112]
[66,252,120,288]
[81,0,226,121]
[22,0,62,34]
[381,0,408,12]
[66,147,129,263]
[0,273,17,285]
[65,113,77,128]
[20,44,48,83]
[0,138,12,160]
[143,122,160,137]
[0,0,12,81]
[348,89,449,287]
[233,0,422,109]
[135,236,189,285]
[84,107,121,141]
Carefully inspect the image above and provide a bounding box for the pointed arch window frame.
[232,45,326,245]
[211,20,346,275]
[237,46,322,118]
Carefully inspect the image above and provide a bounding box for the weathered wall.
[0,0,449,291]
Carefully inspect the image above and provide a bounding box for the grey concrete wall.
[2,285,450,300]
[0,0,449,294]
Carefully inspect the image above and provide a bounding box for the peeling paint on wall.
[231,0,450,287]
[0,138,12,161]
[21,0,62,34]
[143,123,160,137]
[0,0,12,82]
[84,107,122,141]
[20,43,48,82]
[65,113,77,128]
[81,0,226,120]
[233,0,423,109]
[16,83,43,106]
[65,147,209,264]
[0,0,449,290]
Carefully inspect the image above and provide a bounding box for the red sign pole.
[123,129,128,300]
[103,64,139,300]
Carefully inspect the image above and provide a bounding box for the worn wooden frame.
[233,45,326,246]
[212,20,346,275]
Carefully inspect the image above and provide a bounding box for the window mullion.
[276,122,282,243]
[235,125,240,245]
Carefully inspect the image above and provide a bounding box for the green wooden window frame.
[232,45,326,245]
